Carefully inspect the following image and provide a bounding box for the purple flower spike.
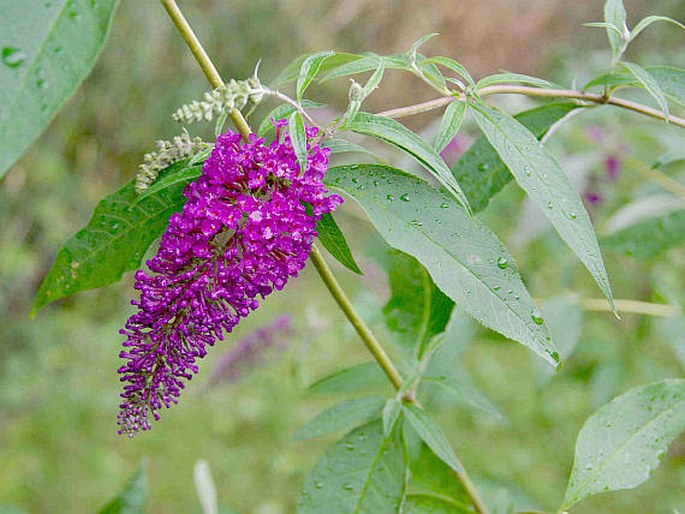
[209,314,293,386]
[117,123,342,436]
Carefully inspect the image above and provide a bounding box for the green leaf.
[402,495,472,514]
[321,138,374,157]
[0,0,119,178]
[603,0,628,58]
[383,251,454,360]
[271,52,361,88]
[98,462,147,514]
[630,15,685,42]
[419,56,474,88]
[583,21,625,38]
[297,50,335,101]
[602,209,685,260]
[470,101,613,309]
[33,163,189,314]
[382,399,401,436]
[583,71,637,91]
[405,442,474,510]
[345,112,471,212]
[561,379,685,510]
[434,100,467,154]
[318,53,410,83]
[308,362,389,395]
[296,421,407,514]
[326,164,559,367]
[133,162,202,204]
[316,213,363,274]
[293,397,385,441]
[288,111,307,173]
[452,102,579,213]
[645,66,685,109]
[402,403,462,472]
[257,100,324,137]
[408,34,439,62]
[420,375,502,420]
[621,61,669,119]
[476,72,555,90]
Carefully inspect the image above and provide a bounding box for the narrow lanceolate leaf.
[452,102,579,213]
[316,213,363,274]
[345,112,471,213]
[602,209,685,260]
[288,111,307,172]
[383,251,454,360]
[434,100,467,154]
[272,52,361,88]
[98,462,147,514]
[293,397,385,441]
[33,163,190,314]
[621,61,669,120]
[476,72,555,90]
[402,403,462,472]
[257,100,324,137]
[326,164,559,367]
[470,101,614,310]
[133,162,202,204]
[321,138,374,157]
[420,56,475,88]
[296,421,407,514]
[603,0,628,58]
[561,379,685,510]
[630,15,685,42]
[643,66,685,109]
[297,50,335,101]
[319,54,410,83]
[308,363,389,395]
[0,0,119,178]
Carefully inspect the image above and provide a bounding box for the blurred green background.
[3,0,685,512]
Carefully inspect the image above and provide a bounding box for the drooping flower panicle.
[117,121,342,436]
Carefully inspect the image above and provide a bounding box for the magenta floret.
[117,123,342,436]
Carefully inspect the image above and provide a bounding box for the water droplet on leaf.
[2,47,27,68]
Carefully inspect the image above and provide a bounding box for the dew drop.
[314,480,324,489]
[386,194,395,201]
[1,47,27,69]
[399,193,410,202]
[531,309,544,325]
[351,177,358,184]
[547,201,553,209]
[477,163,489,172]
[496,256,508,269]
[439,202,449,209]
[569,212,577,219]
[373,180,379,187]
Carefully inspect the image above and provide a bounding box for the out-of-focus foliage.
[3,0,685,513]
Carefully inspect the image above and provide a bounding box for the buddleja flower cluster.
[117,121,342,436]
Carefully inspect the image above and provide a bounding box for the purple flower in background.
[209,315,293,385]
[605,155,620,182]
[586,125,605,144]
[584,191,603,207]
[439,134,473,167]
[117,123,342,436]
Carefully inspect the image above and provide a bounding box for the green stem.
[377,84,685,128]
[159,3,491,511]
[308,246,404,389]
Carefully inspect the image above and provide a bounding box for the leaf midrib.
[565,395,685,508]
